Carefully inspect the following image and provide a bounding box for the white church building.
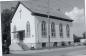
[10,1,74,50]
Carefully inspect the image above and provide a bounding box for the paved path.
[3,46,86,56]
[68,49,86,56]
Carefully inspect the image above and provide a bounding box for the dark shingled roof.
[12,0,73,22]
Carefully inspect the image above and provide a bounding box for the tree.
[1,9,13,40]
[1,9,14,54]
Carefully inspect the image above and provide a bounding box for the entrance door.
[17,30,25,42]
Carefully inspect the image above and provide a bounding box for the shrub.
[83,42,86,45]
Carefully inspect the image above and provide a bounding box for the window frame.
[59,23,63,38]
[51,22,56,37]
[66,24,70,37]
[41,21,47,37]
[26,21,30,37]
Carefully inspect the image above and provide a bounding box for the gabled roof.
[11,1,73,22]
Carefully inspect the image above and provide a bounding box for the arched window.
[26,21,30,37]
[51,22,56,37]
[66,24,70,37]
[41,21,47,36]
[59,23,63,38]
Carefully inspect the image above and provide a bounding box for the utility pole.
[84,0,86,25]
[47,0,50,48]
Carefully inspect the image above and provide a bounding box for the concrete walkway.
[68,49,86,56]
[10,45,86,54]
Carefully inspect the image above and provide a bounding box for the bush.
[83,42,86,45]
[68,42,71,45]
[30,45,35,50]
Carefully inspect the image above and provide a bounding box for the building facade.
[10,1,73,50]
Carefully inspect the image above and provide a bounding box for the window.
[59,23,63,38]
[51,22,56,37]
[53,42,57,47]
[61,42,66,46]
[42,42,46,47]
[41,21,47,36]
[26,21,30,37]
[66,24,70,37]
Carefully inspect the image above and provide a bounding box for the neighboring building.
[10,1,73,50]
[80,32,86,45]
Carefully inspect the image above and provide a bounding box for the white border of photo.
[0,1,2,56]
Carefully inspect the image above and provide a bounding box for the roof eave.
[32,12,73,22]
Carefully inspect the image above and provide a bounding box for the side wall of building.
[35,16,73,48]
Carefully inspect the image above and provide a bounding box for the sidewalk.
[68,49,86,56]
[10,45,86,54]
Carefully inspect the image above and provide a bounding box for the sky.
[1,0,86,37]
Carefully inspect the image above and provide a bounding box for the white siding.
[11,4,36,44]
[35,16,73,43]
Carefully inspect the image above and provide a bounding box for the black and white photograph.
[0,0,86,56]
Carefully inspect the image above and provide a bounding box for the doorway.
[17,30,25,42]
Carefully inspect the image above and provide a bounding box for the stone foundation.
[10,41,74,50]
[35,41,74,49]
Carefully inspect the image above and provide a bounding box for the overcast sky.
[1,0,85,36]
